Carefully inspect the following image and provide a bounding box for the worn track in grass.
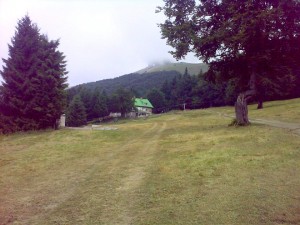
[1,107,300,225]
[208,109,300,135]
[22,121,168,224]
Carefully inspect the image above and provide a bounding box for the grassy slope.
[136,62,208,75]
[0,99,300,224]
[211,98,300,122]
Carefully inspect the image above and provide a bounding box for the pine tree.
[99,90,109,117]
[161,80,172,106]
[116,88,134,118]
[176,68,197,108]
[79,87,93,120]
[34,35,68,129]
[0,15,68,133]
[108,88,133,117]
[66,95,86,127]
[89,89,109,120]
[147,88,166,113]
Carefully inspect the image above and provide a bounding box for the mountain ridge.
[136,62,208,75]
[68,62,208,96]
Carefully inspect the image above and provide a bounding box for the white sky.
[0,0,199,86]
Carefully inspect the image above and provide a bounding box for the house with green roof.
[134,98,154,117]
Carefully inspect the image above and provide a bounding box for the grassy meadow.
[210,98,300,122]
[0,98,300,224]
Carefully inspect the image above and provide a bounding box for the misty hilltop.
[136,62,208,76]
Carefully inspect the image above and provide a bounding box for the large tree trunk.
[257,99,263,109]
[235,93,250,125]
[53,119,59,130]
[234,73,257,125]
[121,111,126,118]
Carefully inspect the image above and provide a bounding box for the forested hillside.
[68,62,208,96]
[69,70,180,97]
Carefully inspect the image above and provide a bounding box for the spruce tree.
[108,88,133,117]
[89,89,101,120]
[147,88,166,113]
[99,90,109,117]
[0,15,68,133]
[66,95,86,127]
[116,88,134,118]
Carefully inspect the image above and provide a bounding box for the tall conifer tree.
[0,15,68,133]
[66,95,86,127]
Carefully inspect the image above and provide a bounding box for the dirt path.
[209,110,300,135]
[249,118,300,135]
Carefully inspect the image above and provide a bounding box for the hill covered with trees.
[69,70,180,97]
[68,62,208,97]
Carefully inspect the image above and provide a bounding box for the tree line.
[149,68,300,113]
[66,66,300,127]
[66,87,134,126]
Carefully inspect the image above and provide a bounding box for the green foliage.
[158,0,300,104]
[0,15,68,133]
[90,89,109,119]
[66,95,86,127]
[160,72,236,110]
[112,88,134,117]
[146,88,166,113]
[67,86,134,121]
[69,70,181,97]
[176,68,198,107]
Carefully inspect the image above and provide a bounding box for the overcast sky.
[0,0,199,86]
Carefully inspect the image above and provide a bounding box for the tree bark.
[235,93,250,125]
[257,99,263,109]
[121,112,126,118]
[234,72,257,125]
[53,119,59,130]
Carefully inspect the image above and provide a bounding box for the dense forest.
[68,70,181,98]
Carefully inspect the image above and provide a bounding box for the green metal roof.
[134,98,154,108]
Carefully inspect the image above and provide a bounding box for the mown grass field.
[1,98,300,224]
